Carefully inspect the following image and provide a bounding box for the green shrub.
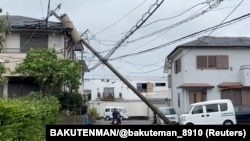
[87,107,99,124]
[0,93,60,141]
[56,92,83,115]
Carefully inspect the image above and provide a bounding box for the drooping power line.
[89,0,165,71]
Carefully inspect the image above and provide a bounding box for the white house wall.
[48,33,64,53]
[171,48,250,114]
[5,32,63,51]
[89,101,149,118]
[2,32,64,74]
[5,33,20,52]
[84,77,169,100]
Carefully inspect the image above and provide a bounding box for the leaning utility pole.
[52,12,172,124]
[80,38,172,124]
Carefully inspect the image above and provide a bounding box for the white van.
[179,99,236,125]
[104,106,129,120]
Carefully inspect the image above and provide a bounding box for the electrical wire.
[141,1,210,28]
[109,12,250,61]
[179,0,245,58]
[90,0,147,38]
[125,0,223,45]
[89,0,165,71]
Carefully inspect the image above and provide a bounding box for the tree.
[15,48,83,97]
[0,64,8,84]
[0,11,10,52]
[57,91,83,115]
[0,11,10,83]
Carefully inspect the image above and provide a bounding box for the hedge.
[0,93,60,141]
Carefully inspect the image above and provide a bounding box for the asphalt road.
[94,119,154,125]
[93,119,250,125]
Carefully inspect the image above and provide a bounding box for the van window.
[160,108,176,115]
[220,103,228,111]
[105,108,110,112]
[192,105,203,114]
[119,109,126,113]
[206,104,218,113]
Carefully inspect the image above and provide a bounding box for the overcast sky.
[1,0,250,79]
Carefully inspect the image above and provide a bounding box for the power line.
[125,0,223,45]
[89,0,165,71]
[141,1,210,28]
[90,0,147,38]
[109,12,250,61]
[179,0,245,59]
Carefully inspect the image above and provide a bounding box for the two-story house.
[164,36,250,114]
[85,76,170,118]
[0,15,86,97]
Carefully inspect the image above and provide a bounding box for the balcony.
[240,65,250,86]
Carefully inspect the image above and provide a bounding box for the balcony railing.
[2,47,51,53]
[240,65,250,70]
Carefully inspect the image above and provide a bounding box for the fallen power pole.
[57,13,172,124]
[80,39,172,124]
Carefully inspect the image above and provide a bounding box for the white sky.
[1,0,250,79]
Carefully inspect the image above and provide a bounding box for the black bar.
[46,125,250,140]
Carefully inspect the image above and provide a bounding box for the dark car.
[234,106,250,124]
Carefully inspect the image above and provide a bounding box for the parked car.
[104,106,129,120]
[179,99,236,125]
[156,106,179,125]
[234,106,250,124]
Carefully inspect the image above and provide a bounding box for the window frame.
[197,55,229,69]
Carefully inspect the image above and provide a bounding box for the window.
[20,33,48,53]
[137,83,146,92]
[103,87,114,98]
[174,58,181,73]
[197,55,228,69]
[220,103,228,111]
[160,108,177,115]
[137,83,153,92]
[155,83,166,87]
[206,104,219,113]
[105,108,110,112]
[192,105,203,114]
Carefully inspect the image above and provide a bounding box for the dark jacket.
[112,111,120,119]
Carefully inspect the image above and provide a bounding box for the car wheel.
[105,116,110,120]
[186,123,194,125]
[223,120,233,125]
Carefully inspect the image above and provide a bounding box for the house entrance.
[189,91,206,104]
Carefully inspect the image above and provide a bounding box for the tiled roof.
[8,15,63,30]
[167,36,250,59]
[180,36,250,47]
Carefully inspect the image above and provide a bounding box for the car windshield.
[160,108,176,115]
[185,105,194,114]
[119,109,126,113]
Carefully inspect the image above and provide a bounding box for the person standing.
[111,108,121,124]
